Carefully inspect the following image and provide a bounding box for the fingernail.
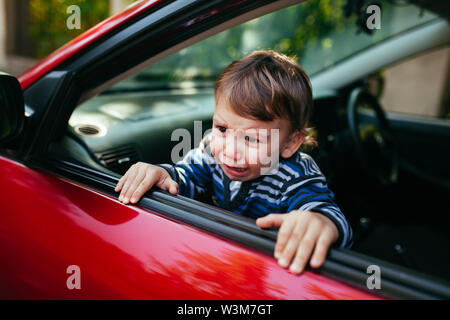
[311,258,320,268]
[279,258,288,268]
[130,197,136,203]
[274,251,280,259]
[290,264,301,274]
[119,195,123,201]
[123,197,128,203]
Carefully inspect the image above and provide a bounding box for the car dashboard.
[67,88,350,176]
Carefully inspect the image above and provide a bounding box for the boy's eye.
[217,126,227,133]
[245,136,259,144]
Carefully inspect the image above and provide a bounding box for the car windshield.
[107,0,438,92]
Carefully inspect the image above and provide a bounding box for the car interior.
[46,0,450,284]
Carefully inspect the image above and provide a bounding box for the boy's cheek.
[257,145,280,173]
[210,136,222,159]
[247,148,259,166]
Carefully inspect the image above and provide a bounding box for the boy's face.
[211,101,303,181]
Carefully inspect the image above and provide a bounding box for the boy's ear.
[281,130,304,158]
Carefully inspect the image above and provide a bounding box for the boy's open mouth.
[223,164,249,177]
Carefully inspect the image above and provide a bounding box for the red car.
[1,0,450,300]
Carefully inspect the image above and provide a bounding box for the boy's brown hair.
[214,50,316,149]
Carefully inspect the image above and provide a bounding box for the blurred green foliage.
[29,0,132,58]
[272,0,348,58]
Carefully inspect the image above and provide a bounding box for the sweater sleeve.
[283,156,353,248]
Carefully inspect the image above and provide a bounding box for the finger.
[274,211,309,258]
[119,171,137,201]
[118,165,137,199]
[157,174,178,195]
[310,233,334,269]
[115,175,126,192]
[130,171,160,203]
[168,180,179,195]
[120,167,141,203]
[277,218,307,268]
[274,215,299,259]
[289,225,321,274]
[124,169,150,204]
[256,213,286,229]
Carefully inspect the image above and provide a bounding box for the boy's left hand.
[256,210,338,274]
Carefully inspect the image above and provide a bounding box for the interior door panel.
[386,112,450,186]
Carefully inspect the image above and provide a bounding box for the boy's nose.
[224,135,244,162]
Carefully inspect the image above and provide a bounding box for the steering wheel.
[347,87,398,186]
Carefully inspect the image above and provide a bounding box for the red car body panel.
[0,156,381,299]
[17,0,163,90]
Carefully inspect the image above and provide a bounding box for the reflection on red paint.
[145,246,285,299]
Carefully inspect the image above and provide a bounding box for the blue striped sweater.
[160,134,353,248]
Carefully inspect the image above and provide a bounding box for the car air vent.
[74,124,101,136]
[96,145,141,174]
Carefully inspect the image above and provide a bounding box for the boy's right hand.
[115,162,178,204]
